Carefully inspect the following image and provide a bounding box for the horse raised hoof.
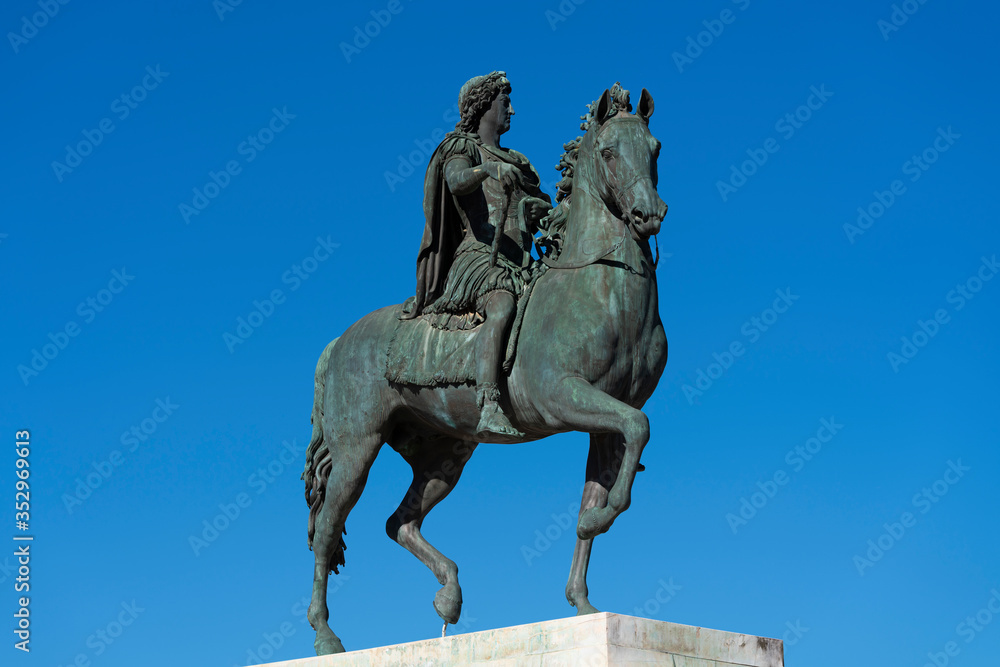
[433,583,463,625]
[475,404,524,441]
[314,630,346,656]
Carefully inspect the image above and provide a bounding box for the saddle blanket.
[385,312,480,387]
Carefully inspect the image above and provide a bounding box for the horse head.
[586,87,667,240]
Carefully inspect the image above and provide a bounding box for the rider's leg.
[475,290,521,438]
[477,290,515,386]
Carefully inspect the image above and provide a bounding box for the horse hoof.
[433,586,463,625]
[315,632,346,656]
[567,588,600,615]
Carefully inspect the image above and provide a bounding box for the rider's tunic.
[423,143,545,316]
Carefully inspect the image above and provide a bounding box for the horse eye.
[601,149,614,161]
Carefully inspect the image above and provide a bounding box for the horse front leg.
[545,376,649,540]
[566,433,624,614]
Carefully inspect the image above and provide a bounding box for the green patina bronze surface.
[302,73,669,656]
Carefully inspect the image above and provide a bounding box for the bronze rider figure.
[403,71,552,439]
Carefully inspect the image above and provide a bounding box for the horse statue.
[302,83,668,655]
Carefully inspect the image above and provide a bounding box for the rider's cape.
[404,131,482,319]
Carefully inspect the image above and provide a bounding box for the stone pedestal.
[257,612,783,666]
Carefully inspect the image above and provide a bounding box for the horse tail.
[303,337,342,564]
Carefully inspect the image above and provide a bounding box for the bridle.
[541,119,660,271]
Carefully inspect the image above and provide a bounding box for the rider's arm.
[445,155,497,195]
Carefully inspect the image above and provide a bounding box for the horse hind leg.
[385,437,477,627]
[307,430,382,656]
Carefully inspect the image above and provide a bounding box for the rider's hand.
[485,162,519,191]
[522,197,552,225]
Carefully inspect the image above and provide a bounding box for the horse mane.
[541,83,633,237]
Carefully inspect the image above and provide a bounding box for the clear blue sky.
[3,1,998,665]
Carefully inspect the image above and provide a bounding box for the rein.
[540,228,627,270]
[540,187,658,271]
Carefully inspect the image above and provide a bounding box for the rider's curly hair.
[455,71,512,133]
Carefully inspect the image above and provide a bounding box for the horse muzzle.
[628,198,667,239]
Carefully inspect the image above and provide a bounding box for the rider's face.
[487,93,514,135]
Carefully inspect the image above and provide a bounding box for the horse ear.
[637,88,654,123]
[595,89,613,124]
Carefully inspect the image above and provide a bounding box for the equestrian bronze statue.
[303,73,668,655]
